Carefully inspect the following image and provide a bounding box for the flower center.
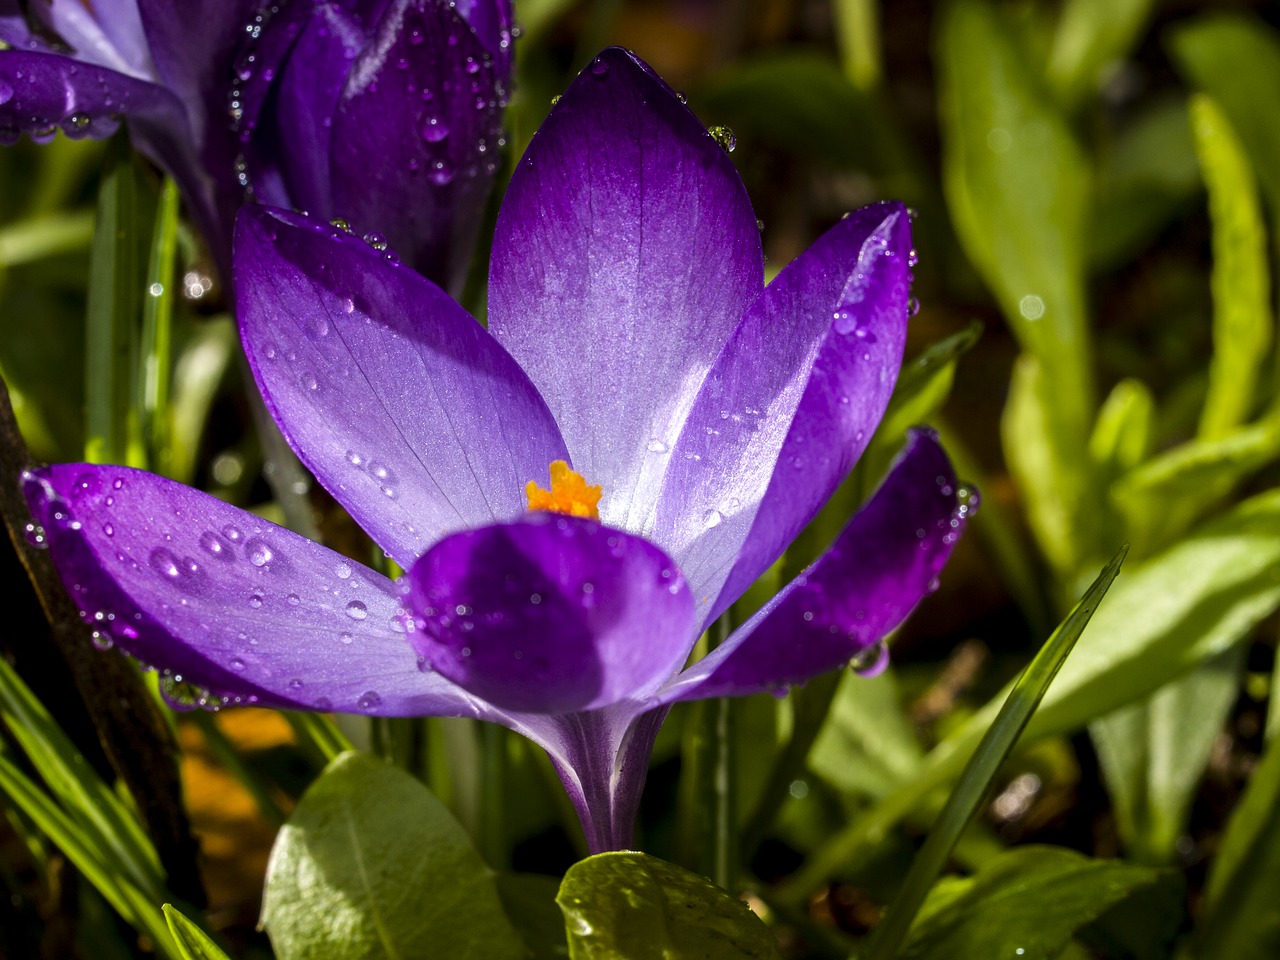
[526,460,601,520]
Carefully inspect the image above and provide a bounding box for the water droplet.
[231,657,246,671]
[222,524,243,543]
[289,678,304,689]
[248,593,264,608]
[0,82,12,105]
[102,522,114,537]
[345,600,368,620]
[340,632,354,644]
[646,438,669,453]
[550,94,562,106]
[849,640,889,677]
[428,159,454,185]
[341,296,355,314]
[67,112,91,132]
[149,547,183,579]
[335,561,352,580]
[590,58,609,76]
[306,315,330,338]
[363,232,388,251]
[907,296,920,318]
[357,690,382,710]
[24,522,47,548]
[245,538,273,567]
[708,125,736,153]
[702,508,723,529]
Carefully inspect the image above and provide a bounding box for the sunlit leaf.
[262,752,526,960]
[1047,0,1156,107]
[810,668,923,801]
[557,852,780,960]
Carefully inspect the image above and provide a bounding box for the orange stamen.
[526,460,602,520]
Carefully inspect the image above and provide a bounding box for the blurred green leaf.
[0,210,95,267]
[1111,415,1280,556]
[1194,721,1280,959]
[1190,95,1272,439]
[497,873,569,960]
[833,0,881,90]
[139,178,179,472]
[938,0,1094,429]
[557,852,780,960]
[1003,353,1098,582]
[1047,0,1155,107]
[1090,97,1200,270]
[84,131,156,466]
[262,751,525,960]
[899,846,1168,960]
[1090,646,1244,863]
[861,548,1126,960]
[1169,14,1280,214]
[163,904,233,960]
[1090,378,1155,483]
[810,668,923,801]
[167,315,236,484]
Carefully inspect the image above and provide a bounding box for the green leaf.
[861,548,1127,960]
[1047,0,1156,107]
[166,315,236,484]
[84,130,156,466]
[809,668,923,801]
[1195,718,1280,959]
[139,177,180,472]
[1190,95,1272,440]
[556,852,781,960]
[1089,378,1155,483]
[1090,646,1244,863]
[262,751,526,960]
[899,846,1169,960]
[1169,14,1280,214]
[163,905,234,960]
[497,873,569,960]
[938,0,1094,431]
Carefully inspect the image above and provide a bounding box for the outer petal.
[0,50,184,143]
[234,205,568,568]
[488,48,765,530]
[451,0,514,76]
[328,0,505,288]
[653,203,912,620]
[658,430,966,703]
[403,514,696,714]
[23,464,490,718]
[35,0,154,78]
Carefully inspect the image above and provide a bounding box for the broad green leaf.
[1003,353,1099,582]
[861,549,1127,960]
[1047,0,1155,107]
[1090,646,1244,863]
[497,873,569,960]
[809,669,923,800]
[1169,15,1280,213]
[1089,378,1155,483]
[556,852,780,960]
[1194,726,1280,959]
[1089,97,1200,270]
[899,846,1169,960]
[1190,95,1272,440]
[1111,415,1280,556]
[938,0,1094,436]
[163,904,234,960]
[84,130,156,466]
[262,751,525,960]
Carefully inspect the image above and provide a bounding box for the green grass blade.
[0,656,164,896]
[1190,94,1272,440]
[163,904,234,960]
[0,210,95,266]
[859,546,1128,960]
[282,710,356,764]
[139,177,180,472]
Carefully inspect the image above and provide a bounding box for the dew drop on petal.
[357,690,382,710]
[335,561,352,580]
[245,538,273,567]
[149,547,182,579]
[345,600,368,620]
[646,438,669,454]
[849,640,890,677]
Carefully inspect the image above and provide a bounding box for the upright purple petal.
[660,430,966,702]
[328,0,505,288]
[488,47,764,530]
[24,464,489,718]
[403,515,695,714]
[235,205,568,568]
[451,0,513,75]
[651,203,912,620]
[35,0,154,78]
[1,1,36,47]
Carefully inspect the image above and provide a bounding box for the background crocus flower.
[0,0,512,287]
[23,48,968,852]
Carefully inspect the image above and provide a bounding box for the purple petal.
[403,514,696,714]
[488,48,764,529]
[328,0,506,288]
[241,3,366,215]
[0,50,184,143]
[234,205,568,569]
[450,0,514,76]
[35,0,154,78]
[659,430,966,702]
[1,2,37,47]
[24,464,488,718]
[651,203,913,621]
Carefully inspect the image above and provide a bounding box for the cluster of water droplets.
[0,66,118,145]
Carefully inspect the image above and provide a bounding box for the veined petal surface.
[404,515,695,714]
[660,430,965,702]
[24,465,487,718]
[35,0,154,78]
[488,47,764,530]
[235,205,568,569]
[653,203,912,620]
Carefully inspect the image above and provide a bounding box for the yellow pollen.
[526,460,602,519]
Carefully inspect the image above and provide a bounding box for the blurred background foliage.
[4,0,1280,958]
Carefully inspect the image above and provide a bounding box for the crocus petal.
[328,0,505,287]
[488,47,764,529]
[36,0,153,78]
[235,205,568,568]
[0,50,183,143]
[1,1,36,47]
[659,429,966,702]
[243,3,366,215]
[24,464,489,718]
[451,0,513,75]
[653,202,912,621]
[403,514,696,714]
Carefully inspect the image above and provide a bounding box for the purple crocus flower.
[22,48,968,852]
[0,0,511,287]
